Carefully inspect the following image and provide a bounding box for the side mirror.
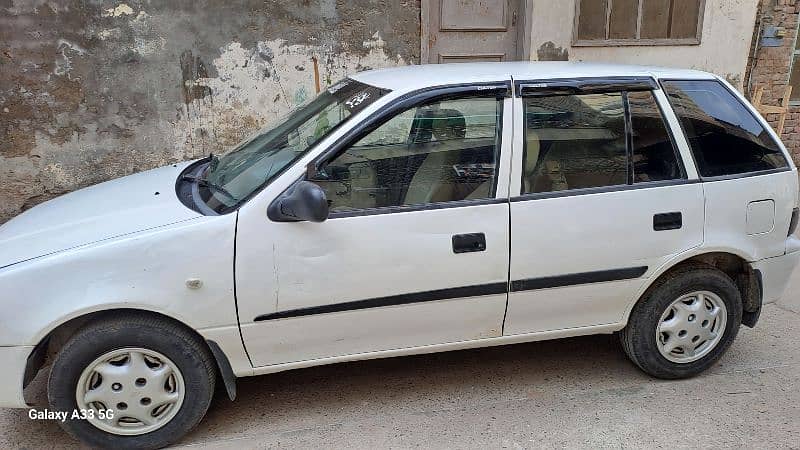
[268,181,329,222]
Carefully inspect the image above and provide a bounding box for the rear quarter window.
[661,80,788,177]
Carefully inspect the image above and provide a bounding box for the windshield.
[196,79,388,213]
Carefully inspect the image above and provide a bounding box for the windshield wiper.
[181,175,236,201]
[209,152,220,171]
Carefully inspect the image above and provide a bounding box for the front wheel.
[620,267,743,379]
[48,313,217,449]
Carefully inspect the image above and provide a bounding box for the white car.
[1,62,798,448]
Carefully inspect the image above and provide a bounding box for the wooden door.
[423,0,522,63]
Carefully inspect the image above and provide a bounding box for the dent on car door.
[236,84,514,367]
[505,80,704,335]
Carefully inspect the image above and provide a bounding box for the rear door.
[505,78,704,335]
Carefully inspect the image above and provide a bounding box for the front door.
[237,86,514,367]
[505,82,705,335]
[424,0,522,63]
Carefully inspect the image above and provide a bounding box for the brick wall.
[746,0,800,162]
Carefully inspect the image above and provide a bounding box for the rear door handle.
[653,212,682,231]
[452,233,486,253]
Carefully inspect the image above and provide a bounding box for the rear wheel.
[48,313,216,449]
[620,267,742,379]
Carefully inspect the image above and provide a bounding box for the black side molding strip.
[254,282,508,321]
[511,266,648,292]
[254,266,649,322]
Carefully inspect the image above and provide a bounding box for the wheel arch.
[23,307,237,403]
[622,251,761,328]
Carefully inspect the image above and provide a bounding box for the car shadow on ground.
[8,324,773,448]
[7,288,798,448]
[183,332,652,445]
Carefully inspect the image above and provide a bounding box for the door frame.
[420,0,534,64]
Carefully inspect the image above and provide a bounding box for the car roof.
[350,61,716,92]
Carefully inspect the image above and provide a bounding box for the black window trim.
[515,76,659,97]
[327,197,508,219]
[515,79,688,201]
[300,81,513,220]
[510,178,700,203]
[658,78,792,181]
[695,167,792,183]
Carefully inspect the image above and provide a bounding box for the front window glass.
[312,96,503,213]
[198,79,387,212]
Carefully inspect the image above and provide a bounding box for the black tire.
[48,312,216,449]
[620,266,743,379]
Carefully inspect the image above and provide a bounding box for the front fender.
[0,215,238,346]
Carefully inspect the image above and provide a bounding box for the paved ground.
[2,270,800,449]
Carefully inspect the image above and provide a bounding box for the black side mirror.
[267,181,329,222]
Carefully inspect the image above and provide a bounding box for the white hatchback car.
[1,62,799,448]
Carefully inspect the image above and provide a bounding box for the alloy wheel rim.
[75,347,185,436]
[656,290,727,364]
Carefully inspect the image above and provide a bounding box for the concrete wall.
[529,0,759,89]
[0,0,419,223]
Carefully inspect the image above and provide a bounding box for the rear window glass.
[628,91,684,183]
[522,92,628,194]
[520,90,682,195]
[661,80,787,177]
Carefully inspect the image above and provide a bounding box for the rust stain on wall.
[180,51,213,104]
[537,41,569,61]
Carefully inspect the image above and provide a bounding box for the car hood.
[0,161,204,269]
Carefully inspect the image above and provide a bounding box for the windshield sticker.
[345,91,371,110]
[327,80,350,94]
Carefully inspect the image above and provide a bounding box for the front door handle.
[653,212,682,231]
[452,233,486,253]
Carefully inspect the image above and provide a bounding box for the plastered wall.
[529,0,759,89]
[0,0,420,223]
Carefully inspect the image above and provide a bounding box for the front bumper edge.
[0,345,33,408]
